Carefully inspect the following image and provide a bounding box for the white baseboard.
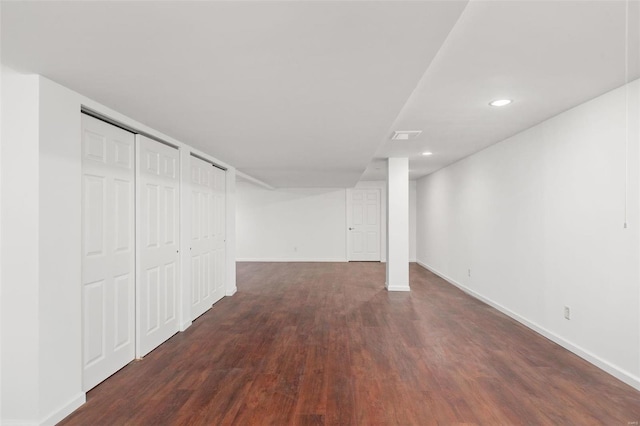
[236,257,347,262]
[416,260,640,391]
[225,287,237,296]
[386,283,411,292]
[39,392,86,426]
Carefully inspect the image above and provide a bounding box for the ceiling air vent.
[391,130,422,141]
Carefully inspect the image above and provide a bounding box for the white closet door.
[136,135,180,357]
[190,157,226,320]
[81,114,135,391]
[190,156,215,319]
[212,167,226,301]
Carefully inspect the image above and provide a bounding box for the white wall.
[38,78,85,424]
[416,79,640,389]
[0,67,238,425]
[236,180,417,262]
[1,66,41,424]
[236,183,347,261]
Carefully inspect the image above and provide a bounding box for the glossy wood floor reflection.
[61,262,640,425]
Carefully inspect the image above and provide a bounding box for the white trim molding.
[236,258,347,262]
[385,283,411,292]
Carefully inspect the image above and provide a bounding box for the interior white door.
[190,157,226,320]
[81,114,135,391]
[136,135,180,357]
[347,188,381,261]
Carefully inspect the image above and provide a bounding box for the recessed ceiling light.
[422,151,433,156]
[392,130,422,140]
[489,99,512,107]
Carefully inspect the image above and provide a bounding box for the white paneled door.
[136,135,180,357]
[81,114,136,391]
[190,156,226,320]
[347,189,381,261]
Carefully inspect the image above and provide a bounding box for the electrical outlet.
[468,269,471,277]
[564,306,571,320]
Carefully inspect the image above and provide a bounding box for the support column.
[386,158,410,291]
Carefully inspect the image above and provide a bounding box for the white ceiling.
[1,0,467,187]
[2,1,638,187]
[362,0,640,181]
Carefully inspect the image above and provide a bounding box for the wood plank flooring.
[60,262,640,425]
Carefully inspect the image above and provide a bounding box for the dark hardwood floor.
[61,262,640,425]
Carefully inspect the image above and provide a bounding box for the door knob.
[348,227,354,230]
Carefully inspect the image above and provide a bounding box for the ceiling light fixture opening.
[489,99,512,107]
[422,151,433,156]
